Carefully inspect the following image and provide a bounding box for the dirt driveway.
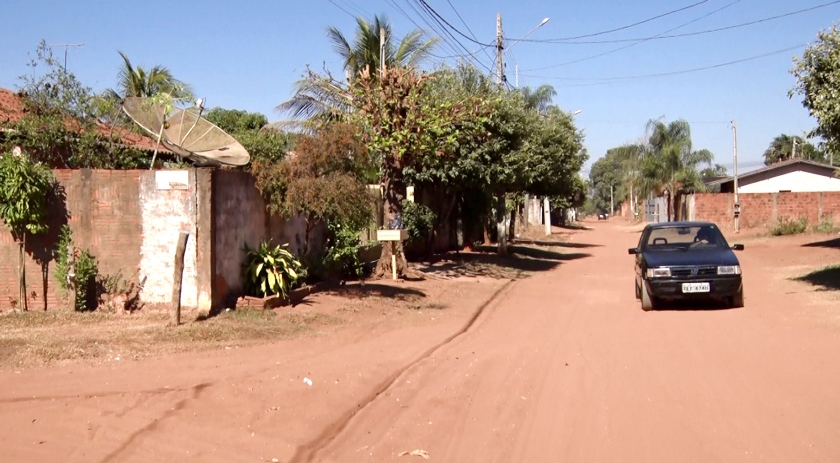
[1,221,839,463]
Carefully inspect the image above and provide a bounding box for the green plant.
[770,216,808,236]
[0,151,55,311]
[53,225,100,311]
[402,200,437,244]
[243,242,306,299]
[322,220,368,279]
[812,218,836,233]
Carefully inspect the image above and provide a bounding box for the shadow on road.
[793,265,840,292]
[321,283,427,300]
[802,237,840,249]
[649,300,742,312]
[512,239,601,248]
[413,245,592,279]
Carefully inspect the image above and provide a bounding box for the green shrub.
[54,225,100,311]
[812,218,836,234]
[402,200,437,244]
[324,221,368,279]
[770,216,808,236]
[242,241,306,299]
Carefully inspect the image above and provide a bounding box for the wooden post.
[391,242,397,281]
[171,232,189,326]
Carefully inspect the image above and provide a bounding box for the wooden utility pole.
[380,27,386,79]
[170,232,189,326]
[792,137,797,159]
[496,13,504,86]
[732,120,740,234]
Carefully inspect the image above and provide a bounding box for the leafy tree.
[763,134,825,165]
[204,107,294,165]
[2,42,149,168]
[639,119,713,221]
[351,65,486,273]
[516,84,558,114]
[277,14,437,127]
[790,23,840,162]
[0,151,54,311]
[252,123,373,256]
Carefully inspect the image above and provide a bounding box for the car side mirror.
[628,247,640,255]
[731,244,745,251]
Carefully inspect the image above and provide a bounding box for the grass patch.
[771,216,808,236]
[794,264,840,292]
[0,308,344,369]
[812,219,837,234]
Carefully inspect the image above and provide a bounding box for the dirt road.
[2,221,839,463]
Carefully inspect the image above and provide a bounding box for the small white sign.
[155,170,189,190]
[682,282,710,293]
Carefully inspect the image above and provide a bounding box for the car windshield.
[642,225,728,251]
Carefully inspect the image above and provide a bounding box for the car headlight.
[646,267,671,278]
[717,265,741,275]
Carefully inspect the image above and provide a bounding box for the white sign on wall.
[155,170,190,190]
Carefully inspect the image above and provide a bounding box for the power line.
[417,0,493,46]
[526,0,710,42]
[528,0,742,71]
[521,43,805,82]
[445,0,498,68]
[524,1,840,45]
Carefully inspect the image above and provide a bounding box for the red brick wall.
[0,170,143,311]
[691,192,840,231]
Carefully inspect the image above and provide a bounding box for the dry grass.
[0,308,343,369]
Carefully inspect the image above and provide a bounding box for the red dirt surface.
[1,220,839,463]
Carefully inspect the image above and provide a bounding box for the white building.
[707,159,840,193]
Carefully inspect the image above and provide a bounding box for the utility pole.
[732,120,740,234]
[496,13,504,86]
[515,64,519,88]
[610,184,614,216]
[792,137,797,160]
[380,27,386,79]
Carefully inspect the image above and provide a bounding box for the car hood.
[643,248,740,267]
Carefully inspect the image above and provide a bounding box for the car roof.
[645,221,718,229]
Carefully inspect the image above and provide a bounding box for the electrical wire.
[525,0,710,42]
[523,1,840,44]
[418,0,494,46]
[528,0,742,71]
[521,43,804,82]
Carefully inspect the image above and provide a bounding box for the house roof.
[705,158,838,187]
[0,87,171,153]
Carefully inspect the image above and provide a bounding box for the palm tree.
[517,84,557,114]
[640,119,713,221]
[103,51,193,103]
[763,134,825,165]
[276,15,437,127]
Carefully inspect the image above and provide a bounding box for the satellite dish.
[120,96,250,167]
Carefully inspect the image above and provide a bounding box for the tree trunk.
[508,207,517,242]
[18,239,26,311]
[375,165,408,278]
[496,192,508,255]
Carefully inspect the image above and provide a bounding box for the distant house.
[705,159,840,193]
[0,87,169,154]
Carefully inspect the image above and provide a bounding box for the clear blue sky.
[2,0,838,175]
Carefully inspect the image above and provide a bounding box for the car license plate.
[682,282,710,293]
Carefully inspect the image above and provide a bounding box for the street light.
[571,109,582,116]
[509,17,550,87]
[507,17,550,52]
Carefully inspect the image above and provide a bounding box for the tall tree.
[640,119,713,221]
[790,23,840,163]
[277,14,437,126]
[517,84,557,114]
[763,134,825,165]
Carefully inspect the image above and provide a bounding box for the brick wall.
[689,192,840,231]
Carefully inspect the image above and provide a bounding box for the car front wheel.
[730,288,744,308]
[641,282,656,311]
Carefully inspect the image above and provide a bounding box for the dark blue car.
[628,221,745,311]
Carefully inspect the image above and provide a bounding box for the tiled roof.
[0,87,171,153]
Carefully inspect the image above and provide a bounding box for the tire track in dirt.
[287,276,520,463]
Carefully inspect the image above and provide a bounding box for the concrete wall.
[212,170,317,311]
[0,168,317,312]
[738,165,840,193]
[688,192,840,231]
